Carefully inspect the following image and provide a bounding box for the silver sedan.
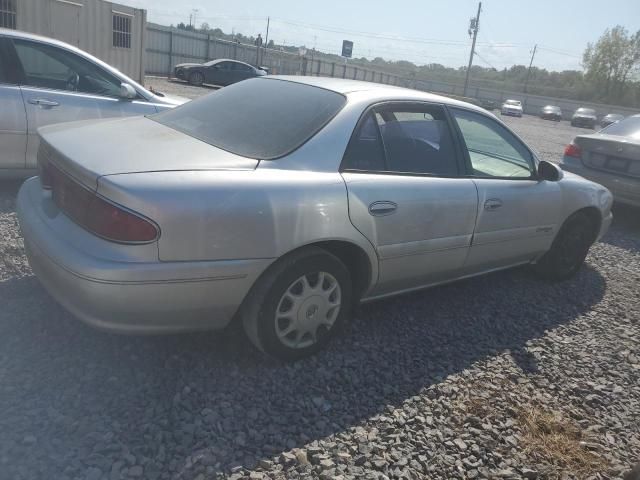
[17,76,613,360]
[0,28,187,178]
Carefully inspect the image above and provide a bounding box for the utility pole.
[524,44,537,93]
[463,1,481,97]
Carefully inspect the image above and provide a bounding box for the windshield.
[152,78,346,159]
[576,108,596,115]
[544,106,559,111]
[505,100,521,106]
[601,116,640,139]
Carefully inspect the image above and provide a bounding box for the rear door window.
[343,103,459,176]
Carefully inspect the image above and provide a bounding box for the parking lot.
[0,79,638,480]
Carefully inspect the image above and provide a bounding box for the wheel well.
[306,240,373,302]
[570,206,602,243]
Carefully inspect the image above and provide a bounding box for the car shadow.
[0,262,606,478]
[600,203,640,254]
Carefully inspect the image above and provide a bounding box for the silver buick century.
[17,76,613,360]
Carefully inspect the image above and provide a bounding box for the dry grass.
[517,406,609,479]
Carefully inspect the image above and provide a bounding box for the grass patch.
[518,406,609,478]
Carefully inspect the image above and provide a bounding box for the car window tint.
[342,113,386,171]
[601,116,640,139]
[452,108,534,178]
[216,62,233,70]
[13,39,122,97]
[233,63,252,72]
[0,38,21,84]
[375,104,458,176]
[153,78,346,160]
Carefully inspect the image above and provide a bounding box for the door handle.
[28,98,60,107]
[484,198,503,211]
[369,201,398,216]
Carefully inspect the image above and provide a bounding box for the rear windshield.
[601,116,640,139]
[505,100,520,106]
[152,78,346,160]
[577,108,596,115]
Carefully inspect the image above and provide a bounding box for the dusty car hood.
[38,116,258,189]
[152,93,189,106]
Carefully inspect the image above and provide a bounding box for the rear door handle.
[28,98,60,107]
[369,201,398,216]
[484,198,503,211]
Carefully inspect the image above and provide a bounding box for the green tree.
[583,25,640,101]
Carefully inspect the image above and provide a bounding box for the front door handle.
[28,98,60,107]
[484,198,503,211]
[369,201,398,216]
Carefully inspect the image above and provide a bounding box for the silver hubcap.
[275,272,341,349]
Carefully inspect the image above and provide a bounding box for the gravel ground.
[0,84,639,480]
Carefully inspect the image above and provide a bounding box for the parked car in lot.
[174,58,267,87]
[561,114,640,207]
[600,113,624,128]
[571,108,597,129]
[501,99,523,117]
[0,29,187,178]
[540,105,562,121]
[480,99,498,111]
[17,76,613,360]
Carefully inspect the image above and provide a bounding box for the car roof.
[1,28,84,51]
[211,58,254,67]
[263,75,488,112]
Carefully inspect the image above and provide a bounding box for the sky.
[117,0,639,72]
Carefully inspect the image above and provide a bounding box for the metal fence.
[145,23,403,86]
[145,23,637,118]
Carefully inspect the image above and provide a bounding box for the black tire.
[241,247,352,361]
[531,212,596,281]
[188,71,205,86]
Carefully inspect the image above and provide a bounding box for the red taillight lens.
[85,196,158,243]
[564,142,582,158]
[38,151,53,190]
[48,163,158,243]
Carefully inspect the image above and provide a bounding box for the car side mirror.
[538,160,562,182]
[119,83,137,100]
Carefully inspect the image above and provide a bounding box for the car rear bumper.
[17,178,272,334]
[571,118,595,127]
[560,156,640,208]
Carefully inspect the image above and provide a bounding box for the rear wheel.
[242,247,352,361]
[531,212,596,281]
[188,71,205,86]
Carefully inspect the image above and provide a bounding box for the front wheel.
[188,71,205,86]
[242,247,352,361]
[531,212,596,281]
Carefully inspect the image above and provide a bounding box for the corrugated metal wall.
[15,0,145,82]
[145,23,403,86]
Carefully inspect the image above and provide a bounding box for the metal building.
[0,0,146,82]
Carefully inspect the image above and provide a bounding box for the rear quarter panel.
[97,169,378,275]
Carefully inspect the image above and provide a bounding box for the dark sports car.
[540,105,562,121]
[174,59,267,87]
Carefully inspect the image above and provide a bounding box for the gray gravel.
[1,86,639,480]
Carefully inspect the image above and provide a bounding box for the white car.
[501,99,523,117]
[0,29,188,178]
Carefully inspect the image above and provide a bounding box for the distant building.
[0,0,146,82]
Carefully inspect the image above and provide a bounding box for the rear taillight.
[38,149,53,190]
[564,142,582,158]
[48,163,158,243]
[85,196,158,243]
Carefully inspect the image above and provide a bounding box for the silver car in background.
[501,99,523,117]
[17,77,613,360]
[0,29,187,178]
[561,114,640,207]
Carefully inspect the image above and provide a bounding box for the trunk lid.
[574,133,640,179]
[38,116,259,190]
